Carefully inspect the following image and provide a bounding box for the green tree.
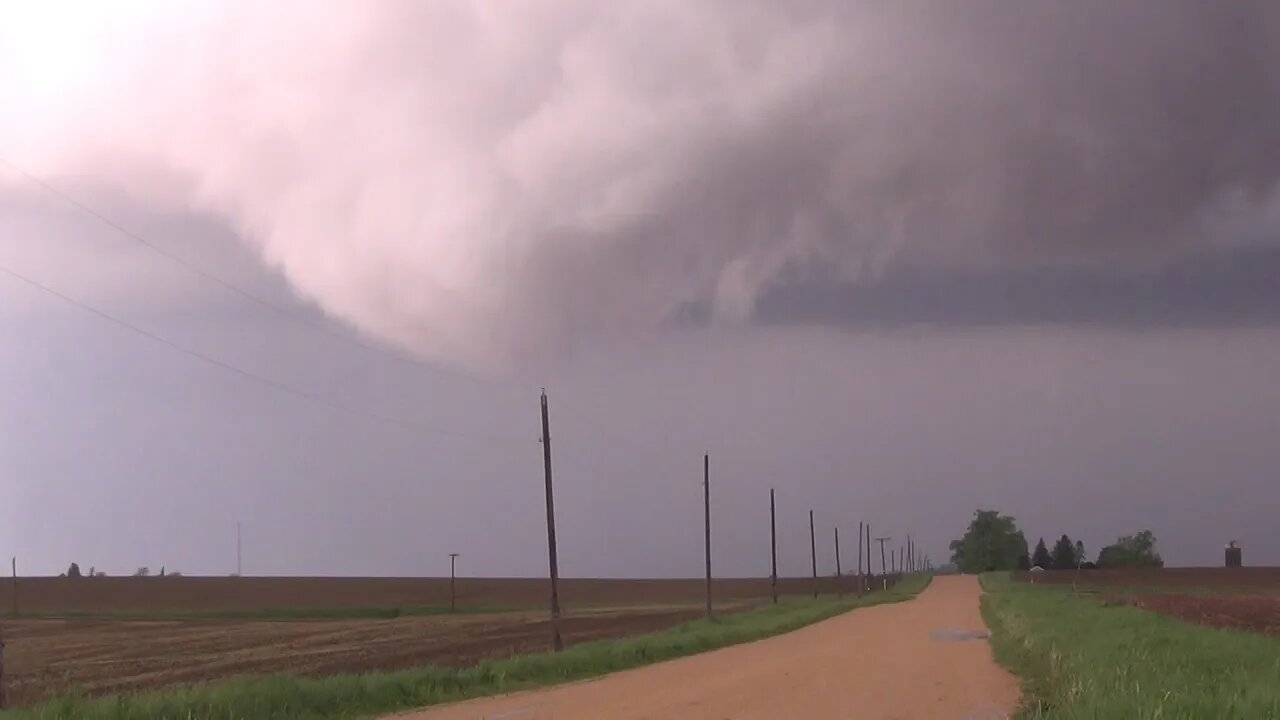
[67,562,82,578]
[949,509,1030,573]
[1051,534,1078,569]
[1031,538,1052,569]
[1097,530,1163,568]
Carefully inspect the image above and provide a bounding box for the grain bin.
[1225,540,1243,567]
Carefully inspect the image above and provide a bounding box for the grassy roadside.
[980,572,1280,718]
[5,575,932,720]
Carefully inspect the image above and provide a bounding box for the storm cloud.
[3,0,1279,368]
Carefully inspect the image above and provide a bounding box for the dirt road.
[394,575,1019,719]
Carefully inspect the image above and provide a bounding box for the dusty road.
[394,575,1019,720]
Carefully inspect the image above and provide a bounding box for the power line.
[0,157,534,395]
[0,264,528,443]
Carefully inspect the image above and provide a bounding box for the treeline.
[949,509,1164,574]
[62,562,182,578]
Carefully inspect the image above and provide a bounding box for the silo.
[1225,540,1243,568]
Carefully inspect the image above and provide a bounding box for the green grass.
[981,572,1280,718]
[17,605,515,622]
[4,575,931,720]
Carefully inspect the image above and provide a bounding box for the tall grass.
[981,573,1280,718]
[5,575,932,720]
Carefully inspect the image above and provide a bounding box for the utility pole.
[769,488,778,604]
[540,390,564,651]
[703,453,712,620]
[907,536,913,573]
[809,510,818,598]
[876,537,891,576]
[449,553,460,611]
[857,522,864,596]
[10,557,15,617]
[236,522,242,577]
[865,524,872,586]
[834,527,842,597]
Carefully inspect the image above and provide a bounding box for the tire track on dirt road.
[392,575,1019,719]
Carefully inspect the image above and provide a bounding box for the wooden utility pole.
[703,453,712,620]
[809,510,818,598]
[865,524,872,585]
[449,553,460,611]
[769,488,778,605]
[857,522,864,596]
[876,537,890,575]
[834,527,842,597]
[10,557,15,617]
[236,521,242,577]
[540,390,564,651]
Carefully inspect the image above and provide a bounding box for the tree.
[1016,553,1031,571]
[67,562,82,578]
[1051,534,1078,569]
[1097,530,1163,568]
[949,509,1030,573]
[134,567,150,577]
[1031,538,1052,569]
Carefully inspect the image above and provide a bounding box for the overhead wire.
[0,157,649,442]
[0,263,531,444]
[0,156,537,396]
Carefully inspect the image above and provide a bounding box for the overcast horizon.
[3,1,1279,578]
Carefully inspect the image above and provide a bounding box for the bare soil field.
[0,575,877,615]
[1118,594,1280,638]
[0,606,713,707]
[1011,567,1280,640]
[1012,567,1280,591]
[0,575,900,707]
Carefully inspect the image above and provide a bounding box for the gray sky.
[2,1,1279,576]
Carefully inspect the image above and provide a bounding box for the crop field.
[1,606,707,707]
[1012,566,1280,590]
[0,575,871,615]
[1012,567,1280,638]
[0,575,897,708]
[983,572,1280,717]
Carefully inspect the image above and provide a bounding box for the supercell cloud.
[3,0,1279,367]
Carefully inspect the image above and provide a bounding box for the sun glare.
[0,1,165,107]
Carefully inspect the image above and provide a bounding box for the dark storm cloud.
[5,2,1280,366]
[751,246,1280,330]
